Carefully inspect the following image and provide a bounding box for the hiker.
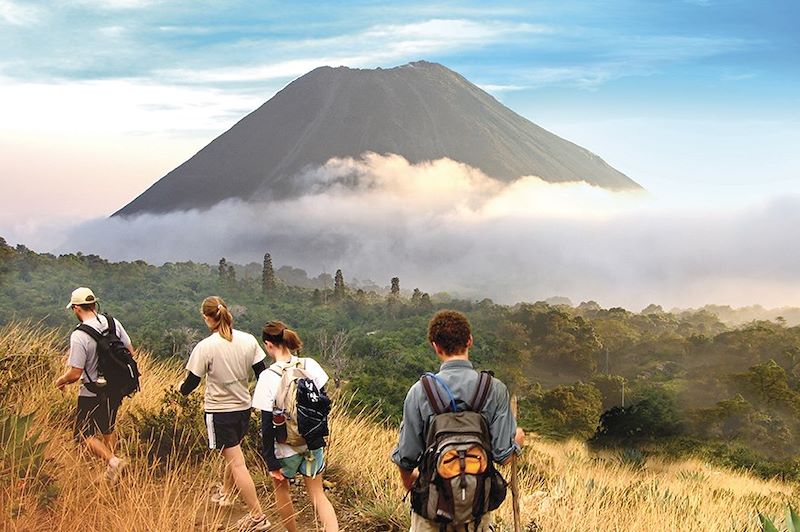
[179,296,271,532]
[392,310,525,532]
[252,320,339,532]
[54,286,138,483]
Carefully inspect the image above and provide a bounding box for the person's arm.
[179,371,201,395]
[252,360,266,378]
[498,428,526,466]
[55,366,83,390]
[391,385,425,489]
[59,332,88,390]
[398,466,419,491]
[488,380,524,465]
[260,410,283,472]
[182,343,207,395]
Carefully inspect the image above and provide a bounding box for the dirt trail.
[194,478,326,531]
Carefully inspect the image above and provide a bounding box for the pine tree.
[218,258,228,281]
[333,269,345,300]
[390,277,400,296]
[421,292,432,308]
[411,288,422,305]
[262,253,276,293]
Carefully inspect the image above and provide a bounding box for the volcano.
[114,61,640,216]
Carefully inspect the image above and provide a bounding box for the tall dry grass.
[1,321,798,531]
[327,407,798,531]
[0,322,274,531]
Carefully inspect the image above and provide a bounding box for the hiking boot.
[210,487,236,507]
[233,513,270,531]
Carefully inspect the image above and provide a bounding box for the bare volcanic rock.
[114,61,640,216]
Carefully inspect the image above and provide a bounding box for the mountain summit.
[115,61,640,216]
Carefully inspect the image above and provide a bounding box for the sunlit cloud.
[54,154,800,310]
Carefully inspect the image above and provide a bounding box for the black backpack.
[77,314,140,400]
[410,370,507,527]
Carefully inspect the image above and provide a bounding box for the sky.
[1,0,799,308]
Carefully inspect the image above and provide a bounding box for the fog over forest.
[60,154,800,309]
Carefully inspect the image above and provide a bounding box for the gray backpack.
[410,371,507,528]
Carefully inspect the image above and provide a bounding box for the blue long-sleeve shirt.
[390,359,519,470]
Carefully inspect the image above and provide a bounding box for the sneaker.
[105,457,126,484]
[210,487,236,507]
[234,513,270,531]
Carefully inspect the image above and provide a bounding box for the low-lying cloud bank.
[58,154,800,309]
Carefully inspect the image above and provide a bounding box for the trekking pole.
[511,395,522,532]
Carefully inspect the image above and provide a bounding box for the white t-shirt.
[252,355,329,458]
[68,314,132,398]
[186,329,267,413]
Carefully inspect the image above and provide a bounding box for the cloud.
[156,19,552,85]
[0,0,43,26]
[493,34,759,91]
[0,76,263,134]
[56,154,800,310]
[64,0,155,9]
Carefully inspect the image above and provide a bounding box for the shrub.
[129,387,207,466]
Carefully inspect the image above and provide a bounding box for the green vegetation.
[759,506,800,532]
[3,236,800,480]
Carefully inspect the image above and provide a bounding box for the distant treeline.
[3,237,800,479]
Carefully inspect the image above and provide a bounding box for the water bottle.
[273,409,288,443]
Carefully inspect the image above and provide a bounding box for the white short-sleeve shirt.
[186,329,267,412]
[252,355,329,458]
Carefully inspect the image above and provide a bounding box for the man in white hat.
[55,287,134,482]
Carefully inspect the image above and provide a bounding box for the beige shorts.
[409,512,494,531]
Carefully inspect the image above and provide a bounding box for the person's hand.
[402,469,419,491]
[514,427,525,447]
[269,469,286,482]
[54,378,66,392]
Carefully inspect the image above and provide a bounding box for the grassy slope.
[1,323,797,531]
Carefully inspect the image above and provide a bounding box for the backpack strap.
[76,323,103,342]
[420,374,449,415]
[75,323,103,388]
[421,372,459,414]
[468,370,494,413]
[103,313,117,337]
[268,358,300,378]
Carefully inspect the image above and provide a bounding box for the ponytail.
[262,320,303,352]
[201,296,233,341]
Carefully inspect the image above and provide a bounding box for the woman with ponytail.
[252,320,339,532]
[179,296,270,531]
